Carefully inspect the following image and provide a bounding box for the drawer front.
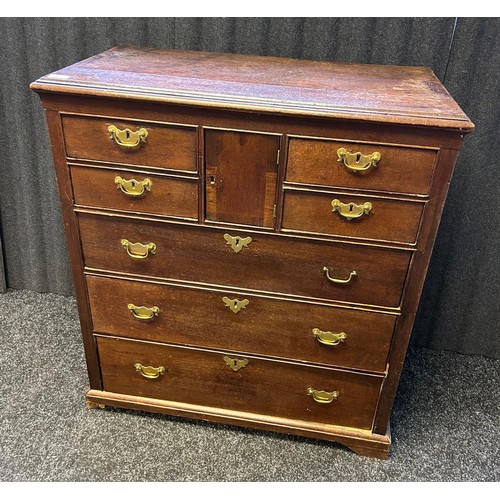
[70,165,198,219]
[87,275,397,373]
[97,336,383,430]
[286,137,437,196]
[62,115,197,171]
[282,190,424,244]
[79,213,411,308]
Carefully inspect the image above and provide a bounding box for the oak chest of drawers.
[31,46,473,458]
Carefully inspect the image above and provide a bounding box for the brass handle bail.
[128,304,160,321]
[121,239,156,259]
[108,125,148,148]
[312,328,347,346]
[331,199,372,220]
[307,387,338,404]
[337,147,381,172]
[134,363,165,379]
[323,266,357,284]
[115,176,152,197]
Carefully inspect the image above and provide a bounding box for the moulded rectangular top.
[31,45,474,131]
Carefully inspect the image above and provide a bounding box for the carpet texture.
[0,289,498,481]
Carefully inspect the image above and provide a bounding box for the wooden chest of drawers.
[31,46,473,458]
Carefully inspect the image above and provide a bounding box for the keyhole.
[356,153,361,163]
[349,204,354,213]
[235,238,240,246]
[209,176,215,185]
[126,130,130,139]
[131,180,136,189]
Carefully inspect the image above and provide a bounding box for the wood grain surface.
[286,137,438,196]
[87,274,397,373]
[78,212,411,309]
[70,165,198,219]
[62,114,198,171]
[32,45,473,129]
[281,189,424,244]
[97,335,383,430]
[205,129,280,227]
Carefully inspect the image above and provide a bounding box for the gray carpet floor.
[0,289,498,481]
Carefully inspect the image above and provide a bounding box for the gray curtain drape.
[0,18,498,358]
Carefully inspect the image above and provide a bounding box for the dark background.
[0,18,498,357]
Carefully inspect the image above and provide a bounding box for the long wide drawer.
[62,115,197,171]
[97,336,383,430]
[70,165,198,219]
[87,275,397,373]
[78,213,411,308]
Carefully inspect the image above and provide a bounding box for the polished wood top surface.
[31,45,473,130]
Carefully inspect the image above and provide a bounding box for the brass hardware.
[312,328,347,346]
[307,387,338,404]
[134,362,165,379]
[272,204,277,218]
[337,147,381,172]
[223,356,249,372]
[276,149,281,165]
[331,199,372,220]
[323,266,357,284]
[222,297,249,314]
[115,176,152,197]
[223,233,252,254]
[108,125,148,148]
[128,303,160,321]
[121,239,156,259]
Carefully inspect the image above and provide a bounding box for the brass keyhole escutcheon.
[115,176,152,197]
[337,147,381,173]
[223,233,252,254]
[223,356,249,372]
[222,297,249,313]
[331,199,372,221]
[108,125,148,148]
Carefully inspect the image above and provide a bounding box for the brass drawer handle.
[224,233,252,254]
[222,297,249,314]
[312,328,347,346]
[134,362,165,379]
[223,356,249,372]
[307,387,338,404]
[323,266,357,284]
[115,176,152,197]
[108,125,148,148]
[121,239,157,259]
[331,199,372,220]
[337,147,381,172]
[128,303,160,320]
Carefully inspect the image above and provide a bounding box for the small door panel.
[205,130,280,227]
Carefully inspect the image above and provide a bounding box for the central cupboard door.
[205,129,280,227]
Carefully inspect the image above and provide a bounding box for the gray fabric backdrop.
[0,18,498,358]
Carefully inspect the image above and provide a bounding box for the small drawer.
[282,189,424,245]
[286,137,437,196]
[87,275,397,373]
[62,115,197,171]
[97,336,383,430]
[78,213,411,309]
[70,165,198,220]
